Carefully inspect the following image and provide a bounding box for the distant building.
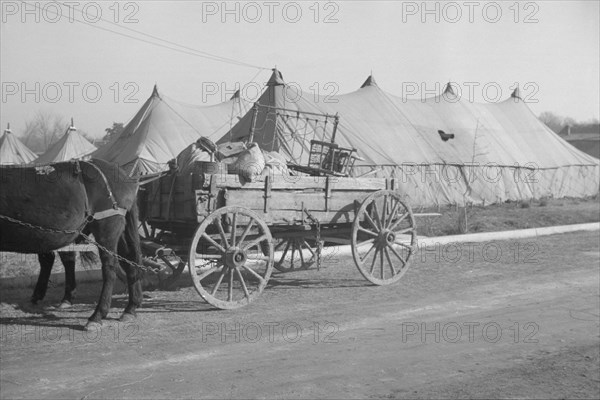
[558,124,600,159]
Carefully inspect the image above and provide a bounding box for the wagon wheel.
[188,206,274,309]
[273,237,316,272]
[351,190,416,285]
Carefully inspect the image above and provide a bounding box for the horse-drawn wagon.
[137,105,418,309]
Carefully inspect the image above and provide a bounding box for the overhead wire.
[19,1,269,70]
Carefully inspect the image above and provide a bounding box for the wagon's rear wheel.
[273,237,316,272]
[188,206,274,309]
[351,190,416,285]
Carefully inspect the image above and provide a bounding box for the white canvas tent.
[0,124,38,165]
[219,69,599,206]
[34,120,97,164]
[93,85,249,176]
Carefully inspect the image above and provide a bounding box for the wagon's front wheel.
[188,206,274,309]
[351,190,416,285]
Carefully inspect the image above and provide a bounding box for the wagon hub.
[380,229,396,245]
[225,247,247,268]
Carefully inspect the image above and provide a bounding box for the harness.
[76,160,128,222]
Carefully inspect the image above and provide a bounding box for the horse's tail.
[80,251,98,268]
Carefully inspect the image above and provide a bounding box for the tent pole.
[248,104,259,143]
[331,113,340,143]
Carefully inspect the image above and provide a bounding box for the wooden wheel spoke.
[363,208,380,232]
[395,227,414,235]
[215,218,229,248]
[370,247,380,274]
[238,218,255,245]
[194,253,222,260]
[230,212,238,247]
[384,247,397,277]
[388,244,407,266]
[380,245,385,279]
[386,200,401,229]
[290,240,297,268]
[298,242,306,266]
[201,233,226,254]
[278,239,292,263]
[389,212,409,231]
[381,195,388,229]
[356,238,375,248]
[197,265,220,281]
[243,234,268,251]
[210,267,228,295]
[358,226,378,238]
[228,268,234,301]
[303,240,316,256]
[247,254,271,262]
[393,241,414,251]
[235,268,251,298]
[241,264,266,284]
[371,200,382,230]
[360,242,377,262]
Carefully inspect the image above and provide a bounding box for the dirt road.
[1,231,599,399]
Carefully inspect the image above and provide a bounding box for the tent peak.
[511,86,522,100]
[4,123,11,134]
[267,68,285,86]
[360,74,378,88]
[68,117,77,132]
[152,84,161,99]
[443,82,456,96]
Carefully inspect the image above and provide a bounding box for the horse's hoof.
[58,301,73,309]
[84,320,102,331]
[119,313,136,323]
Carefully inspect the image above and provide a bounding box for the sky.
[1,0,599,140]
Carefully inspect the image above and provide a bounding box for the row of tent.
[2,69,599,206]
[0,121,97,165]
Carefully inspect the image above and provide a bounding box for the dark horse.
[0,159,143,330]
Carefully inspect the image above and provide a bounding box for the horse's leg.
[31,252,55,304]
[85,219,123,329]
[119,205,143,321]
[58,251,77,308]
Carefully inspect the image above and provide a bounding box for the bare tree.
[538,111,564,133]
[21,111,67,153]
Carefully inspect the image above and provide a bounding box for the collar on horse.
[75,160,128,221]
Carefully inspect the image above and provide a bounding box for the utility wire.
[19,1,269,70]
